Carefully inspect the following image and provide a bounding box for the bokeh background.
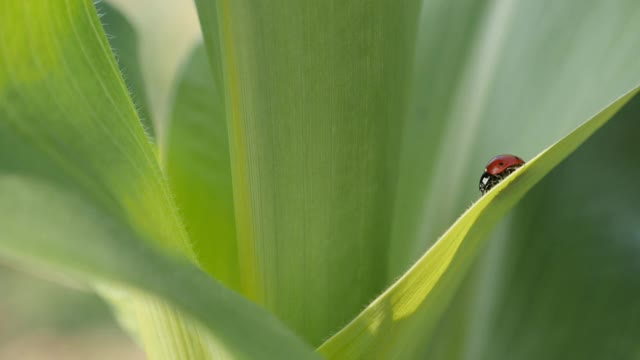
[0,263,142,359]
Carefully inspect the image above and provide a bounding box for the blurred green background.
[0,263,143,359]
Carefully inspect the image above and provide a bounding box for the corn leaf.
[444,90,640,360]
[0,1,319,358]
[318,87,639,359]
[390,0,640,279]
[194,0,422,345]
[166,43,239,289]
[0,176,318,359]
[388,1,640,356]
[99,2,153,138]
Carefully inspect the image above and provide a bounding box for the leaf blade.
[195,0,422,345]
[319,86,640,359]
[390,0,640,280]
[0,175,320,360]
[99,2,154,138]
[460,90,640,360]
[166,43,239,288]
[0,1,320,358]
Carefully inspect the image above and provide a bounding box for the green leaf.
[192,0,225,99]
[166,43,238,288]
[389,0,640,279]
[387,1,640,356]
[0,0,188,257]
[0,1,319,358]
[0,176,319,360]
[195,0,422,345]
[456,92,640,359]
[99,2,154,137]
[105,0,203,152]
[318,87,639,359]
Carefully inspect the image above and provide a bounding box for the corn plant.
[1,0,640,359]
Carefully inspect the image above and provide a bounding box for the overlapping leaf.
[100,2,154,137]
[166,44,239,289]
[0,1,319,359]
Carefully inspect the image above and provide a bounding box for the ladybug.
[479,154,525,194]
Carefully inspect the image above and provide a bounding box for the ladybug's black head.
[479,172,499,194]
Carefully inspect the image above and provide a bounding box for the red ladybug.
[479,154,525,194]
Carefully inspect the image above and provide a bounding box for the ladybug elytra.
[479,154,525,194]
